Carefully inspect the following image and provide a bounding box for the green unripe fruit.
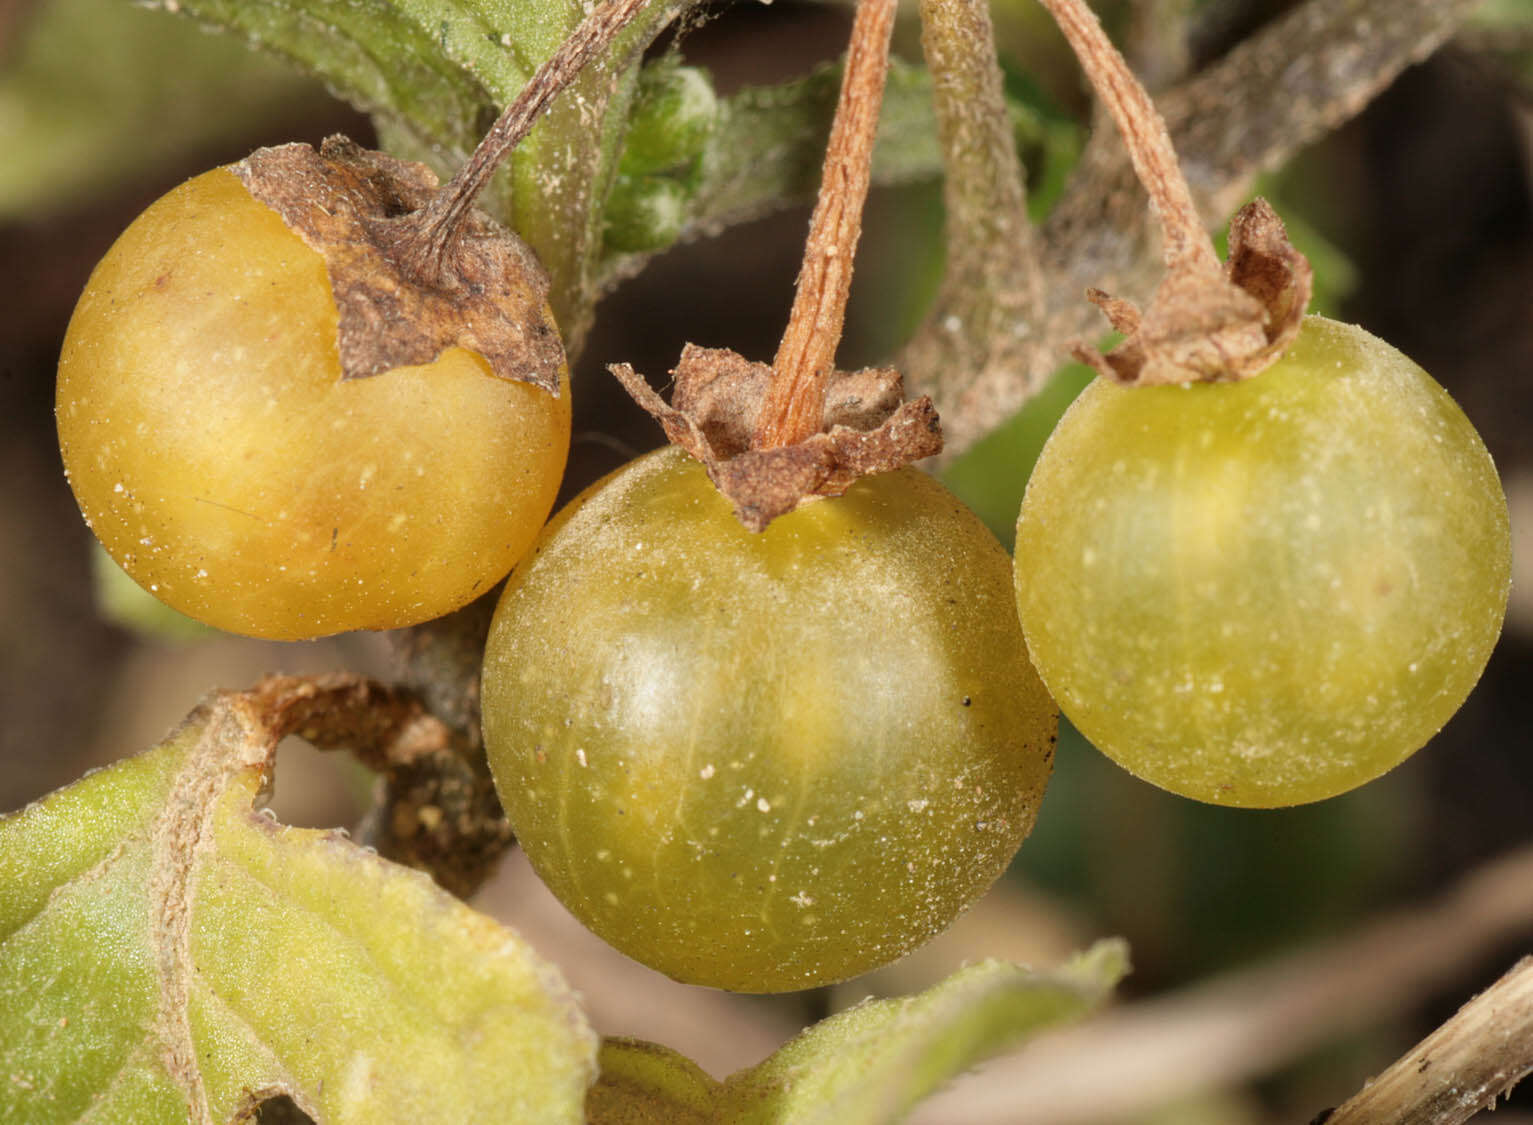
[483,447,1057,992]
[1014,316,1510,807]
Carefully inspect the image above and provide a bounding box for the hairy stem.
[388,0,652,287]
[899,0,1044,446]
[755,0,897,450]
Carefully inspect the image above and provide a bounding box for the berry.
[482,447,1056,991]
[1014,316,1510,807]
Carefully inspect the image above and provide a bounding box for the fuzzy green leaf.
[0,692,596,1124]
[585,942,1127,1125]
[718,941,1129,1125]
[620,59,945,270]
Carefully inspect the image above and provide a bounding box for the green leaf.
[586,943,1126,1125]
[635,59,945,267]
[587,1038,718,1125]
[0,691,597,1124]
[717,941,1127,1124]
[0,0,319,219]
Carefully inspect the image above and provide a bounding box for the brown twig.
[754,0,897,450]
[247,673,450,764]
[373,597,517,901]
[910,843,1533,1124]
[388,0,653,287]
[1125,0,1194,93]
[1321,957,1533,1125]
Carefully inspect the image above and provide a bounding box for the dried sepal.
[1073,197,1313,386]
[233,137,565,395]
[611,344,943,532]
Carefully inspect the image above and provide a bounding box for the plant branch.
[927,0,1480,461]
[911,843,1533,1124]
[1319,957,1533,1125]
[756,0,898,450]
[898,0,1045,453]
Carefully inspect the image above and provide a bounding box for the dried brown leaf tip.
[233,137,565,395]
[1074,198,1313,387]
[611,345,942,532]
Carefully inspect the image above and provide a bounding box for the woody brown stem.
[1321,957,1533,1125]
[754,0,897,450]
[1037,0,1217,278]
[389,0,652,287]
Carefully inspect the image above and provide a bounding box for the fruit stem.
[753,0,897,451]
[1036,0,1220,280]
[391,0,652,287]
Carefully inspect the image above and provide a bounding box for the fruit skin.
[482,447,1056,992]
[1015,316,1510,808]
[57,167,570,640]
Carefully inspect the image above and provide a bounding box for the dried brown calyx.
[234,139,564,395]
[226,0,659,396]
[612,0,935,533]
[1040,0,1313,387]
[612,347,941,533]
[1078,197,1313,386]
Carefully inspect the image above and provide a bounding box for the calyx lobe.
[234,138,565,395]
[1074,198,1313,387]
[612,344,942,532]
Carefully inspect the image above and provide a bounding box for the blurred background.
[2,0,1530,1121]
